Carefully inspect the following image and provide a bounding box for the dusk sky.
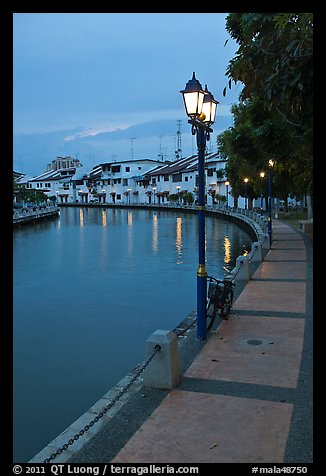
[13,13,243,175]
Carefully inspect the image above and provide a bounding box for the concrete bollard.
[250,242,263,263]
[234,255,250,283]
[143,329,181,389]
[259,233,270,252]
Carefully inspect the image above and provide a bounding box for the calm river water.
[13,206,252,462]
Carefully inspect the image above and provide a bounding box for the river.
[13,206,252,462]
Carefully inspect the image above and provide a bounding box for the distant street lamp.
[176,185,181,205]
[259,172,265,216]
[244,178,249,209]
[225,181,229,208]
[180,72,218,341]
[268,160,275,248]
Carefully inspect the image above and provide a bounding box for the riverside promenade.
[64,219,313,464]
[31,218,313,465]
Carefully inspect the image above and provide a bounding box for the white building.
[25,167,78,202]
[19,153,236,206]
[72,159,167,205]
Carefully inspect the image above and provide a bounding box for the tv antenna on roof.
[130,137,136,160]
[175,120,182,159]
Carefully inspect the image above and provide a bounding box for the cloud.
[14,115,234,176]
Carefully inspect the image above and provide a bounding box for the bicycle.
[206,276,235,331]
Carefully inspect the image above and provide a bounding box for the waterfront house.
[17,153,255,208]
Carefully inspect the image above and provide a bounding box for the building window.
[138,166,142,170]
[172,173,182,183]
[117,194,121,200]
[185,176,188,182]
[125,166,130,172]
[164,174,169,181]
[123,178,128,186]
[112,165,121,173]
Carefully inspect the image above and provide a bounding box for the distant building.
[13,171,26,182]
[16,153,237,206]
[45,156,82,172]
[25,167,79,201]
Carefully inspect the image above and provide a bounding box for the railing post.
[250,242,263,263]
[143,330,181,389]
[234,255,250,283]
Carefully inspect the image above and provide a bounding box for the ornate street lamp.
[180,72,206,120]
[180,72,219,340]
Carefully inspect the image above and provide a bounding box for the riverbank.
[13,205,59,226]
[31,219,312,464]
[29,206,269,463]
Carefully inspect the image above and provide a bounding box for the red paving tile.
[265,249,306,261]
[113,390,293,463]
[252,261,306,280]
[110,219,309,465]
[184,315,304,388]
[273,233,303,241]
[232,281,306,313]
[272,241,305,249]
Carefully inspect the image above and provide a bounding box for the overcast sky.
[13,13,242,174]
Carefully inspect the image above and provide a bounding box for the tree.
[224,13,313,141]
[222,13,313,217]
[217,95,312,207]
[183,192,194,205]
[13,182,48,204]
[168,194,179,203]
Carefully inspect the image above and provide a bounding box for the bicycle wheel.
[206,298,218,331]
[220,287,234,319]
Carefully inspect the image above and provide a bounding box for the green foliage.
[224,13,313,142]
[219,13,313,206]
[183,192,195,205]
[168,193,179,202]
[215,169,225,179]
[215,193,226,203]
[14,184,48,204]
[217,96,312,200]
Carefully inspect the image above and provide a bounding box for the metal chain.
[43,345,161,463]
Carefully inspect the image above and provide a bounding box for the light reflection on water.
[13,207,252,462]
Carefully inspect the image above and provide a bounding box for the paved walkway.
[66,220,312,464]
[111,221,313,464]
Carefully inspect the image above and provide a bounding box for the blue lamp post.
[268,160,275,248]
[244,177,249,209]
[225,181,229,208]
[259,172,265,216]
[180,72,218,340]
